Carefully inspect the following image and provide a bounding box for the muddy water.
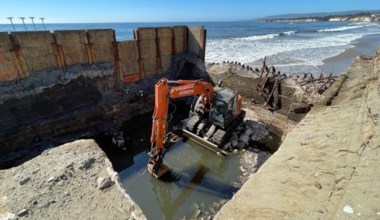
[119,140,244,220]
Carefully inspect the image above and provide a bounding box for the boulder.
[237,142,246,149]
[239,134,249,145]
[231,140,238,147]
[244,128,253,136]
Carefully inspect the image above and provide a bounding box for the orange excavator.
[147,78,245,178]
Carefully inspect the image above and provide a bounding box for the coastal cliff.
[262,12,380,22]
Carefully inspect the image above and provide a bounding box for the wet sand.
[321,33,380,75]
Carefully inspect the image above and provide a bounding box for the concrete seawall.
[215,49,380,219]
[0,26,206,155]
[0,26,205,82]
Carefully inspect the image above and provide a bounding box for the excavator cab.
[209,86,241,129]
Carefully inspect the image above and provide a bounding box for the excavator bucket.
[147,163,169,178]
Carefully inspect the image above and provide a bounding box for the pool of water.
[119,140,244,219]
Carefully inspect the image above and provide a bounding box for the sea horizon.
[1,21,380,76]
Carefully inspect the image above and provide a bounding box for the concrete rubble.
[207,59,337,106]
[222,119,271,152]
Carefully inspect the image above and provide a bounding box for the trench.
[94,101,282,220]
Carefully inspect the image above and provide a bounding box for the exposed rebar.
[6,17,15,31]
[19,17,27,30]
[40,17,46,30]
[29,17,36,30]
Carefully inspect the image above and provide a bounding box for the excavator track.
[211,129,226,146]
[211,110,246,146]
[185,115,201,132]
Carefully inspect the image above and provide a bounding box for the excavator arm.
[148,78,214,178]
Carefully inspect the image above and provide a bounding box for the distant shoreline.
[259,12,380,23]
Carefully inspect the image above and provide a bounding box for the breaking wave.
[238,30,296,41]
[317,25,363,32]
[282,30,296,35]
[206,33,364,70]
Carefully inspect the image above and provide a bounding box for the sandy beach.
[321,32,380,75]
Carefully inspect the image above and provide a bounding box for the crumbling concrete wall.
[207,70,297,116]
[0,26,205,83]
[206,60,338,123]
[0,26,206,155]
[0,63,153,154]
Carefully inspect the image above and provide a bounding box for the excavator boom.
[147,78,245,178]
[148,78,214,178]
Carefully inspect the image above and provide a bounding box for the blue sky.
[1,0,379,23]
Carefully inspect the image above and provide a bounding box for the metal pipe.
[6,17,15,31]
[19,17,27,30]
[40,17,46,30]
[29,17,36,30]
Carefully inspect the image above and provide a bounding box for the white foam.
[282,31,296,35]
[351,22,378,27]
[239,33,280,41]
[206,22,380,74]
[236,30,296,41]
[206,33,364,71]
[317,25,363,32]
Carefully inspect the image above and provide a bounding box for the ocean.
[1,21,380,75]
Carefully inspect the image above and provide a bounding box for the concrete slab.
[173,26,187,54]
[12,31,57,72]
[55,30,89,65]
[157,27,172,55]
[0,32,19,80]
[118,40,139,77]
[188,26,205,59]
[136,27,156,40]
[161,55,172,72]
[87,29,115,63]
